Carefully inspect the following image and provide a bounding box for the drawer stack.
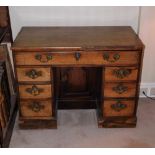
[102,51,141,127]
[15,59,56,128]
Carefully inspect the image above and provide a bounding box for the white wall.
[139,7,155,83]
[9,6,140,40]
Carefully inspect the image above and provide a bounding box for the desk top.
[12,26,144,51]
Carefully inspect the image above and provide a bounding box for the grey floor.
[10,98,155,148]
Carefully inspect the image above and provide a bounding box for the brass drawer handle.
[103,52,120,63]
[112,83,128,94]
[25,69,42,79]
[35,54,52,63]
[28,102,44,112]
[74,52,81,61]
[111,100,127,112]
[26,85,43,96]
[113,68,131,79]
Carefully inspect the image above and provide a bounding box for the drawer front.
[20,100,52,118]
[16,67,51,82]
[104,82,137,98]
[14,51,139,65]
[104,67,138,81]
[19,84,52,99]
[103,99,135,117]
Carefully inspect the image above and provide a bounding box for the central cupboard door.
[56,67,102,109]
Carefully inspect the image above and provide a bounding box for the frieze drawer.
[14,51,139,66]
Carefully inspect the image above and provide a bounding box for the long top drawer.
[14,51,140,66]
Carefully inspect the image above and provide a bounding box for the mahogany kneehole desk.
[12,26,144,129]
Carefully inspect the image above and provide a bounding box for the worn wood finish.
[16,67,51,82]
[14,51,140,66]
[12,26,144,129]
[59,67,98,97]
[19,119,57,129]
[104,67,138,82]
[133,50,145,117]
[19,84,52,99]
[98,117,137,128]
[20,99,52,118]
[12,27,143,51]
[104,82,137,98]
[57,67,101,109]
[0,6,13,43]
[103,99,135,117]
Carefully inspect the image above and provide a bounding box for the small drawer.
[14,51,139,66]
[103,99,135,117]
[20,100,52,118]
[102,51,139,65]
[16,67,51,82]
[19,84,52,99]
[104,82,137,98]
[104,67,138,81]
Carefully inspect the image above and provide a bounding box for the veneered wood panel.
[16,67,51,82]
[103,99,135,117]
[19,84,52,99]
[12,27,144,51]
[20,99,52,118]
[14,51,139,66]
[104,67,138,81]
[104,82,137,98]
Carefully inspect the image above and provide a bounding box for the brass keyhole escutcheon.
[74,52,81,61]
